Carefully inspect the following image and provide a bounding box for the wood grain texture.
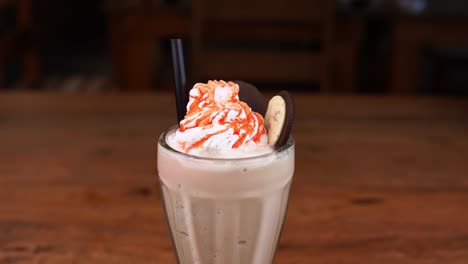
[0,92,468,263]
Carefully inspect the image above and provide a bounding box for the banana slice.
[264,91,294,148]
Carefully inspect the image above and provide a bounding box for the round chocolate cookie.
[236,80,267,116]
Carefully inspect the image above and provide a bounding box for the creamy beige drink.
[157,81,295,264]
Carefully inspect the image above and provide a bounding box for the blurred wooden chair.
[106,3,190,91]
[0,0,40,89]
[425,46,468,95]
[391,16,468,93]
[191,0,336,91]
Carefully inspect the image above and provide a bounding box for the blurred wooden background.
[1,0,468,94]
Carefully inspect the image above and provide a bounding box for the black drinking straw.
[170,38,188,124]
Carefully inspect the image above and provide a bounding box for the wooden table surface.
[1,92,468,263]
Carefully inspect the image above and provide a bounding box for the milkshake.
[157,81,295,264]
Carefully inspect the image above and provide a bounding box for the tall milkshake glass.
[157,126,295,264]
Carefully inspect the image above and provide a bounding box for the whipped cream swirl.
[171,80,268,155]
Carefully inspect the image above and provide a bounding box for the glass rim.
[158,125,295,161]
